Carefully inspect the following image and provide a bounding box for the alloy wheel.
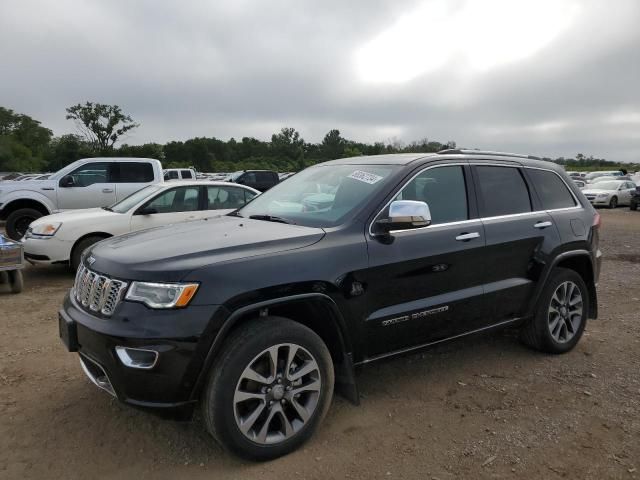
[233,343,321,445]
[548,281,583,343]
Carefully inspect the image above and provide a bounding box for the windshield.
[592,181,623,191]
[109,184,165,213]
[236,164,399,227]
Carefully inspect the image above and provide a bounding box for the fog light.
[115,346,158,369]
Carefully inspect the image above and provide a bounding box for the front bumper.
[23,236,72,264]
[59,292,222,408]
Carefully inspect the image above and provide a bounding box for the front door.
[362,164,488,358]
[57,162,116,210]
[129,185,203,231]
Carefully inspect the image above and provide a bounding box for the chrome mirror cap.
[388,200,431,227]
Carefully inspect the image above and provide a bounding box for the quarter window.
[527,169,576,210]
[476,166,531,217]
[393,166,468,225]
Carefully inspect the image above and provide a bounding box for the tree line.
[0,103,635,174]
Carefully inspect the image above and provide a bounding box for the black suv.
[228,169,280,192]
[59,151,601,460]
[630,184,640,210]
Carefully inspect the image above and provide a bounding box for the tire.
[630,200,638,211]
[5,208,43,240]
[8,270,23,294]
[70,236,106,272]
[609,196,618,209]
[202,316,334,460]
[0,271,8,284]
[520,267,589,354]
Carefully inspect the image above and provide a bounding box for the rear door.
[129,185,202,231]
[114,162,156,201]
[472,163,561,324]
[363,163,489,357]
[57,161,116,209]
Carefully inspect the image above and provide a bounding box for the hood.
[87,215,325,281]
[582,188,613,195]
[31,207,117,225]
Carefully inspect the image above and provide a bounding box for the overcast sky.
[1,0,639,161]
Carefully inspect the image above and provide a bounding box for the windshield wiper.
[102,206,113,212]
[227,211,243,218]
[248,214,293,224]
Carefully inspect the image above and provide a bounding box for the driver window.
[394,166,468,225]
[68,162,109,187]
[145,187,200,213]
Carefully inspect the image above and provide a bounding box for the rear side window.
[394,165,468,225]
[180,170,193,179]
[527,169,577,210]
[475,166,531,217]
[165,171,179,180]
[117,163,154,183]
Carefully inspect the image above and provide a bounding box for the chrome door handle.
[534,221,552,229]
[455,232,480,241]
[102,188,114,193]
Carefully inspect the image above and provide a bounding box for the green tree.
[271,127,304,169]
[44,134,95,171]
[65,102,139,153]
[321,129,346,159]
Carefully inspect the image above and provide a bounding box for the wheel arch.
[70,232,114,262]
[0,197,51,220]
[192,293,360,404]
[533,250,598,319]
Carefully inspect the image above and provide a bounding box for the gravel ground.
[1,209,639,480]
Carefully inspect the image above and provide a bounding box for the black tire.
[70,236,106,271]
[8,270,23,294]
[630,200,638,211]
[609,196,618,209]
[520,267,589,354]
[5,208,43,240]
[0,271,8,284]
[202,316,334,461]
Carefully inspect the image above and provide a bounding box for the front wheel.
[5,208,43,240]
[202,317,334,460]
[520,267,588,354]
[609,196,618,209]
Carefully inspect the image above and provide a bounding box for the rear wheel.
[520,267,588,354]
[8,270,23,293]
[630,200,638,211]
[609,196,618,209]
[202,317,334,460]
[6,208,43,240]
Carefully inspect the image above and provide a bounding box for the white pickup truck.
[0,157,163,239]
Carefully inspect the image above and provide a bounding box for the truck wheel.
[202,317,334,460]
[520,267,588,354]
[70,236,106,271]
[8,270,23,294]
[609,196,618,209]
[6,208,43,240]
[0,271,8,284]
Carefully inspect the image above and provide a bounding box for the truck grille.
[73,265,128,316]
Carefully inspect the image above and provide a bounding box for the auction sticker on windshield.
[348,170,384,184]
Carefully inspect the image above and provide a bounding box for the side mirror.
[136,207,158,215]
[375,200,432,233]
[60,175,75,188]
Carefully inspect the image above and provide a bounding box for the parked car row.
[55,150,601,460]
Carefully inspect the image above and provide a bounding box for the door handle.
[102,188,114,193]
[534,221,552,229]
[455,232,480,241]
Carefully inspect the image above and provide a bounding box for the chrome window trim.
[369,162,584,237]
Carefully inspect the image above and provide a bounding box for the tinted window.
[527,169,576,210]
[207,186,249,210]
[394,166,468,224]
[243,172,257,184]
[180,170,193,179]
[67,162,109,187]
[476,166,531,217]
[116,162,154,183]
[144,186,200,213]
[165,171,179,180]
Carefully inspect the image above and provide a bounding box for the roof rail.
[437,149,541,161]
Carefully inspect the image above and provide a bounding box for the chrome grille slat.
[72,266,127,316]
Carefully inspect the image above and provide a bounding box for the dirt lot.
[1,209,639,480]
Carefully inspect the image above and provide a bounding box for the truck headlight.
[29,222,62,236]
[125,281,199,309]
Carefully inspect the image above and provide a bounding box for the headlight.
[125,281,199,309]
[29,222,62,236]
[597,193,610,198]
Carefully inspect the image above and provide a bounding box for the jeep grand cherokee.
[59,150,601,460]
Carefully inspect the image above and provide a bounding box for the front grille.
[73,265,128,316]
